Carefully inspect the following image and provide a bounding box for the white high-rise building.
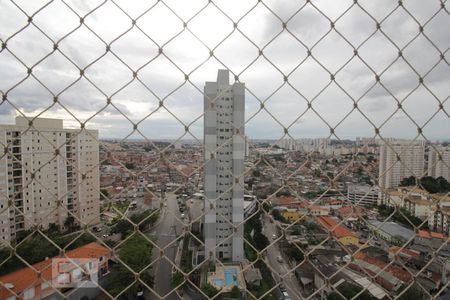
[428,146,450,181]
[0,117,100,242]
[203,70,244,262]
[378,141,425,189]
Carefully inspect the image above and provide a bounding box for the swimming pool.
[210,267,239,288]
[224,268,237,286]
[213,279,224,287]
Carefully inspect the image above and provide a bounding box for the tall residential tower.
[378,140,425,189]
[203,70,244,262]
[427,146,450,181]
[0,117,100,242]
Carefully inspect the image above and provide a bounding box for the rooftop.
[368,220,415,241]
[0,242,109,299]
[317,216,357,238]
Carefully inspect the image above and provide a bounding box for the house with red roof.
[316,216,359,246]
[0,242,109,300]
[350,252,412,292]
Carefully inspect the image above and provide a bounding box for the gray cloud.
[0,0,448,140]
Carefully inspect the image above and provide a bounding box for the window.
[23,287,35,300]
[41,282,50,290]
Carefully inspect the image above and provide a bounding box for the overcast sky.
[0,0,448,141]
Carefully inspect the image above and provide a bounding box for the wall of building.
[0,117,100,242]
[203,70,244,262]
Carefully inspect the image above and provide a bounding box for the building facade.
[0,242,109,300]
[346,184,379,207]
[429,207,450,236]
[428,146,450,181]
[203,70,244,262]
[378,141,425,189]
[0,117,100,242]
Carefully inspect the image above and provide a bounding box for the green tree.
[253,232,269,250]
[275,189,291,197]
[100,188,109,200]
[400,176,450,194]
[111,219,133,238]
[281,240,304,262]
[64,215,79,233]
[47,223,59,234]
[15,229,34,243]
[436,176,450,192]
[272,209,284,222]
[171,271,185,288]
[125,162,135,170]
[398,283,425,300]
[229,285,241,298]
[0,231,95,276]
[327,283,377,300]
[202,283,220,298]
[314,169,322,177]
[111,209,159,239]
[252,169,261,177]
[102,234,154,298]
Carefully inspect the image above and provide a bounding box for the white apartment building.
[378,141,425,189]
[428,146,450,181]
[380,187,450,232]
[346,184,379,207]
[276,138,330,153]
[203,70,244,262]
[429,207,450,236]
[0,117,100,242]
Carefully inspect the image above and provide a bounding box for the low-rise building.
[335,206,365,220]
[414,230,450,254]
[347,184,379,207]
[242,259,262,287]
[428,206,450,235]
[388,246,420,261]
[308,205,330,216]
[403,195,431,219]
[0,242,109,300]
[380,187,450,235]
[281,209,303,222]
[368,220,415,245]
[316,216,359,246]
[349,252,411,292]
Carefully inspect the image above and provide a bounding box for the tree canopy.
[102,233,154,298]
[400,176,450,194]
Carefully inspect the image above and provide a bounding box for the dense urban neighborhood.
[2,112,449,300]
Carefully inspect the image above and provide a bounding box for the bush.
[202,283,220,298]
[171,271,185,288]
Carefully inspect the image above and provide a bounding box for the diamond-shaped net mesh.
[0,0,449,299]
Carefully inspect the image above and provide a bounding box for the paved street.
[147,193,184,300]
[262,215,304,300]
